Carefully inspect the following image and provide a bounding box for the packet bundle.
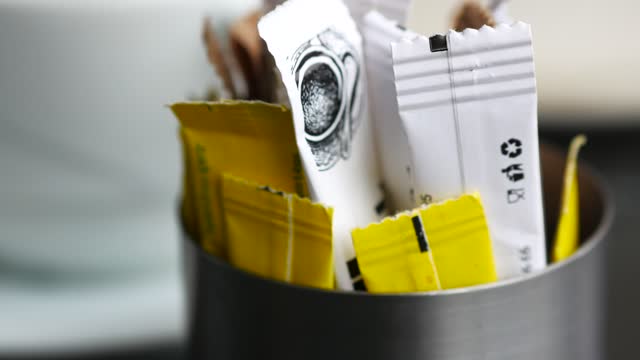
[553,135,587,263]
[392,23,546,279]
[258,0,386,290]
[222,173,334,289]
[171,101,308,257]
[352,194,497,293]
[363,11,417,212]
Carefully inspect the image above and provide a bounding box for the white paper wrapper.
[489,0,512,24]
[259,0,386,290]
[363,11,417,212]
[392,23,546,279]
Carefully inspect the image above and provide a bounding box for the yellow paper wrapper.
[222,173,333,289]
[352,194,497,293]
[552,135,587,263]
[171,101,308,257]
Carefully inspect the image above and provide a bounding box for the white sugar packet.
[258,0,386,290]
[363,11,418,212]
[392,23,546,279]
[489,0,512,24]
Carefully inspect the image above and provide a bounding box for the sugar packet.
[363,11,418,212]
[352,193,496,293]
[552,135,587,263]
[489,0,511,24]
[222,173,334,289]
[392,23,546,279]
[171,101,308,257]
[259,0,386,289]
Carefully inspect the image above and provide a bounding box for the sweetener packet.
[222,173,334,289]
[171,101,308,257]
[259,0,386,290]
[351,208,441,293]
[363,11,417,212]
[392,23,546,279]
[489,0,511,24]
[552,135,587,263]
[352,193,496,293]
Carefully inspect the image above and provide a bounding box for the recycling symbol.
[501,138,522,158]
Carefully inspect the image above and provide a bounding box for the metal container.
[182,146,613,360]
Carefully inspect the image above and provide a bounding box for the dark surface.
[2,348,185,360]
[3,126,638,360]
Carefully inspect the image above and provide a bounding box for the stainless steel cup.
[182,145,613,360]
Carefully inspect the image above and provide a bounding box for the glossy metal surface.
[183,146,613,360]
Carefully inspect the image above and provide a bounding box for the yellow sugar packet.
[552,135,587,263]
[171,101,308,257]
[352,194,497,293]
[423,194,497,289]
[222,173,334,289]
[350,212,441,293]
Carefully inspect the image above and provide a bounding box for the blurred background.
[0,0,637,359]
